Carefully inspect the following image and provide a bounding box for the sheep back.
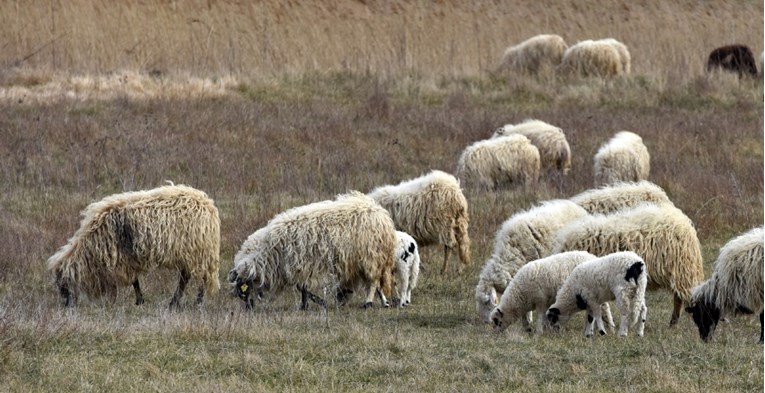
[570,181,671,215]
[499,34,568,74]
[559,40,622,78]
[593,131,650,186]
[493,119,571,174]
[456,135,540,189]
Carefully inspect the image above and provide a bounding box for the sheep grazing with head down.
[369,170,471,275]
[558,40,623,78]
[228,191,397,310]
[546,251,648,337]
[552,203,704,326]
[570,181,672,215]
[686,226,764,342]
[706,44,758,78]
[475,199,589,323]
[593,131,650,187]
[498,34,568,75]
[596,38,631,74]
[490,251,615,334]
[493,119,571,175]
[456,134,540,190]
[47,184,221,308]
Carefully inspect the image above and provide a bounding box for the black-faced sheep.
[493,119,571,175]
[456,135,541,190]
[547,251,648,337]
[498,34,568,75]
[552,203,704,326]
[593,131,650,187]
[570,181,672,215]
[475,199,589,323]
[686,226,764,342]
[490,251,615,334]
[228,191,397,309]
[47,184,221,307]
[706,44,758,78]
[558,40,623,78]
[369,170,471,275]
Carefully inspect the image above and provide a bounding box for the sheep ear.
[227,270,238,282]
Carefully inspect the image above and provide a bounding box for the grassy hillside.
[0,1,762,392]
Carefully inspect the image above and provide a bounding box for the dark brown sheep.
[706,44,758,77]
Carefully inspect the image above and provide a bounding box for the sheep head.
[685,300,720,342]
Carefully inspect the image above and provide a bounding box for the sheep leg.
[616,297,630,337]
[601,302,615,331]
[535,306,548,334]
[636,302,647,337]
[583,313,595,337]
[196,286,205,305]
[669,294,683,326]
[132,279,144,305]
[298,285,326,310]
[375,288,391,308]
[441,245,451,275]
[169,270,190,309]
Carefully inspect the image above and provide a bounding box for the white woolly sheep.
[227,191,397,309]
[570,180,672,215]
[596,38,631,74]
[552,203,704,326]
[456,134,541,189]
[490,251,615,334]
[547,251,648,337]
[558,40,623,78]
[593,131,650,187]
[493,119,571,174]
[686,226,764,342]
[475,199,589,323]
[378,231,421,307]
[47,184,221,308]
[498,34,568,75]
[369,170,471,275]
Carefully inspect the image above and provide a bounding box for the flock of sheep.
[46,34,763,344]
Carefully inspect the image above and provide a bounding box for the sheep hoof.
[135,298,145,306]
[363,302,373,309]
[599,330,607,336]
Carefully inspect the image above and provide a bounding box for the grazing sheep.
[596,38,631,74]
[706,44,758,78]
[546,251,648,337]
[475,199,589,323]
[493,119,571,174]
[552,203,704,326]
[686,226,764,342]
[570,181,672,215]
[593,131,650,186]
[456,135,541,189]
[369,170,471,275]
[558,40,623,78]
[227,191,397,309]
[47,184,221,307]
[498,34,568,75]
[490,251,615,334]
[378,231,421,307]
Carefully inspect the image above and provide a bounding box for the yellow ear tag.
[240,284,248,292]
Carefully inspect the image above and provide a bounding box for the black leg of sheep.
[169,270,190,309]
[132,280,144,305]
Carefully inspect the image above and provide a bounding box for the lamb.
[686,226,764,342]
[456,134,540,189]
[377,231,421,307]
[492,119,571,174]
[47,184,221,307]
[570,181,672,215]
[552,203,704,326]
[490,251,615,334]
[475,199,589,323]
[706,44,758,78]
[227,191,397,309]
[498,34,568,75]
[558,40,623,78]
[593,131,650,186]
[546,251,648,337]
[368,170,471,275]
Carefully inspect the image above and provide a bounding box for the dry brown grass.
[0,1,763,392]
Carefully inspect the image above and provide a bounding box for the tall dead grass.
[0,0,761,80]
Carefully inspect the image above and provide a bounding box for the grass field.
[0,1,763,392]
